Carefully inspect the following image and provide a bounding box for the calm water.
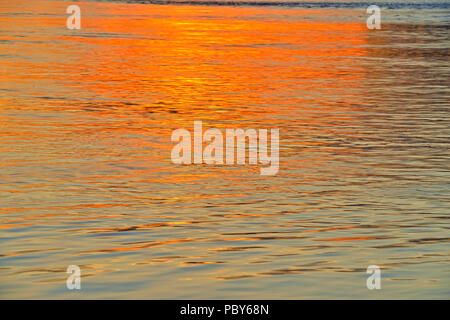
[0,0,449,299]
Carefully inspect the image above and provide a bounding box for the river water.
[0,0,449,298]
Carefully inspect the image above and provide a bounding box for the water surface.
[0,0,449,298]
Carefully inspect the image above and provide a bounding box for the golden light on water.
[0,0,449,299]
